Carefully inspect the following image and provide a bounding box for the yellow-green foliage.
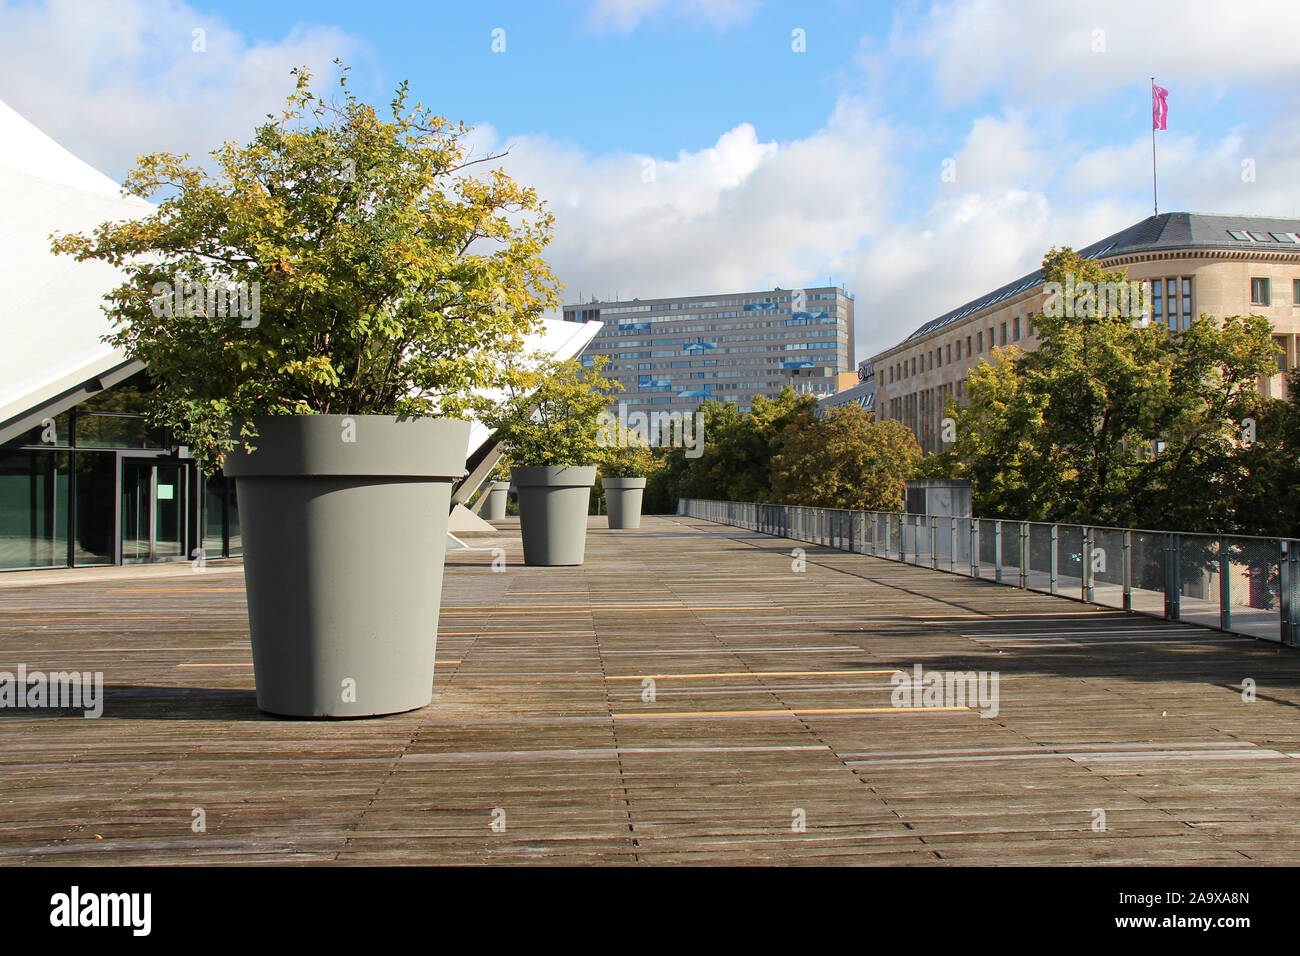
[51,64,561,470]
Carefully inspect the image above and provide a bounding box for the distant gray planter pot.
[512,465,597,566]
[223,415,469,719]
[484,480,510,521]
[601,476,647,529]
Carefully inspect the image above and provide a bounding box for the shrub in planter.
[52,68,561,717]
[477,356,620,565]
[597,428,656,530]
[482,458,511,521]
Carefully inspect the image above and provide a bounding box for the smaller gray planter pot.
[512,465,597,566]
[484,480,510,521]
[601,476,647,529]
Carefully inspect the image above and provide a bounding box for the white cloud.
[480,95,899,325]
[893,0,1300,106]
[0,0,366,181]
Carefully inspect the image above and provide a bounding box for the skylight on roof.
[1227,230,1252,240]
[1248,232,1272,242]
[1270,232,1296,243]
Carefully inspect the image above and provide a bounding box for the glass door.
[120,459,152,562]
[120,457,190,563]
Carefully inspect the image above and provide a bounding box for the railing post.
[950,519,958,573]
[1049,525,1059,595]
[1280,541,1291,645]
[1019,522,1029,589]
[899,514,907,564]
[970,519,980,578]
[1219,536,1230,631]
[929,517,937,569]
[1290,543,1300,646]
[1282,540,1300,647]
[1164,532,1181,621]
[1122,531,1132,611]
[1082,527,1095,603]
[994,520,1003,584]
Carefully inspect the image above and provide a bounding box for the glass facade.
[564,286,854,415]
[0,371,242,571]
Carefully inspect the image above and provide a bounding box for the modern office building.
[564,285,855,414]
[870,213,1300,452]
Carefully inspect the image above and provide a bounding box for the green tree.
[654,388,820,503]
[476,355,622,467]
[51,65,559,468]
[935,247,1279,531]
[770,403,921,510]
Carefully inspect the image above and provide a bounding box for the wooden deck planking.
[0,514,1297,865]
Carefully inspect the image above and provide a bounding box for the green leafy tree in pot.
[51,64,561,469]
[477,355,622,467]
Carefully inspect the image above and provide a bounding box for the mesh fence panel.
[1026,523,1053,593]
[912,516,932,567]
[1177,534,1222,631]
[976,519,997,577]
[933,516,955,570]
[1129,531,1166,619]
[1226,537,1280,642]
[1001,522,1024,582]
[1055,525,1084,599]
[1091,527,1127,609]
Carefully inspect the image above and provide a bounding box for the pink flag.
[1152,84,1169,130]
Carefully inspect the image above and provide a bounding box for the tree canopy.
[924,247,1283,534]
[52,64,560,468]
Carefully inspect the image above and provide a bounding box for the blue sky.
[2,0,1297,359]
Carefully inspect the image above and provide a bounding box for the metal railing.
[678,498,1299,647]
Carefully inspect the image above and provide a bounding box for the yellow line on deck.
[612,705,970,719]
[606,669,902,680]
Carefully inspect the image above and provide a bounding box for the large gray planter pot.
[512,465,597,566]
[485,480,510,521]
[601,476,647,529]
[223,415,469,718]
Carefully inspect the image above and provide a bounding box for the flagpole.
[1151,76,1159,216]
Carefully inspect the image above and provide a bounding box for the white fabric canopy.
[0,97,152,430]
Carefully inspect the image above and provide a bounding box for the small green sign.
[158,484,175,500]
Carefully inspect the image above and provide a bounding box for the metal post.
[1281,541,1291,645]
[930,517,937,570]
[1290,543,1300,646]
[994,520,1003,584]
[950,519,958,573]
[970,518,980,578]
[1082,527,1095,603]
[1219,536,1230,632]
[1049,525,1058,595]
[1122,530,1132,611]
[900,514,907,564]
[1019,522,1029,589]
[1164,532,1181,621]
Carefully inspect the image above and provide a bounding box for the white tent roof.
[0,97,153,434]
[0,96,602,449]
